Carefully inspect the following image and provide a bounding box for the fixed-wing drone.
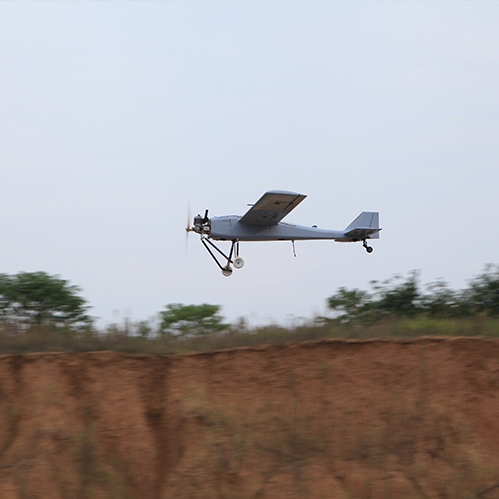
[186,190,381,277]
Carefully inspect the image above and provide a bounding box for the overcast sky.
[1,2,498,328]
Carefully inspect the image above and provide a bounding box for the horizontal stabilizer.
[344,227,381,239]
[344,212,381,240]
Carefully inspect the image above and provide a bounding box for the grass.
[1,316,499,355]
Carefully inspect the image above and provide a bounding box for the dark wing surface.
[239,190,307,226]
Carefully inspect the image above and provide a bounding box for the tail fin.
[344,212,380,239]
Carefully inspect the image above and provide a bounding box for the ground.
[1,338,499,498]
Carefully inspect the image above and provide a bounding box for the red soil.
[1,338,499,498]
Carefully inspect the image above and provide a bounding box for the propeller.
[185,204,192,252]
[185,208,210,248]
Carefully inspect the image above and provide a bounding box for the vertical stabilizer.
[344,212,380,239]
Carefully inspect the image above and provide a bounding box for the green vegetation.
[159,303,229,337]
[327,264,499,323]
[0,271,92,329]
[0,266,499,355]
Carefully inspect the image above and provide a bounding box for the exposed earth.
[1,338,499,498]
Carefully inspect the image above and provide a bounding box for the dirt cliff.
[1,338,499,498]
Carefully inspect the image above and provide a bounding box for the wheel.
[233,257,245,269]
[366,246,373,253]
[221,267,233,277]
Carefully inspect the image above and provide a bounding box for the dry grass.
[1,317,499,355]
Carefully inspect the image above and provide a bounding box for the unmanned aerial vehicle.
[186,190,381,277]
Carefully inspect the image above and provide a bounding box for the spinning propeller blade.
[185,204,191,252]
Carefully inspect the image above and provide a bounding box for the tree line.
[327,264,499,324]
[0,272,228,337]
[1,265,498,338]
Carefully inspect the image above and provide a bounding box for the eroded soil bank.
[1,338,499,498]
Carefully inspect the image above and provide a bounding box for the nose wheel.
[363,240,373,253]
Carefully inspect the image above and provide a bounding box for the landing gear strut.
[363,239,373,253]
[200,238,244,277]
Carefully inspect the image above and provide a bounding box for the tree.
[327,287,372,323]
[420,279,464,318]
[327,272,422,323]
[159,303,229,337]
[0,272,92,328]
[326,267,499,324]
[465,264,499,317]
[373,271,421,318]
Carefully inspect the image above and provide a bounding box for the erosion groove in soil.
[1,338,499,498]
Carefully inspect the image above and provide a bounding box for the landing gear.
[363,240,373,253]
[233,257,245,269]
[200,238,244,276]
[221,267,233,277]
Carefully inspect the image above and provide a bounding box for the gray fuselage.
[210,216,348,242]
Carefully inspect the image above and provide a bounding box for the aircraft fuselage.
[210,216,355,242]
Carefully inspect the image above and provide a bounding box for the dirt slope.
[1,338,499,498]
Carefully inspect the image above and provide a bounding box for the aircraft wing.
[239,190,307,226]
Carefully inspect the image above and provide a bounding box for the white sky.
[1,2,498,328]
